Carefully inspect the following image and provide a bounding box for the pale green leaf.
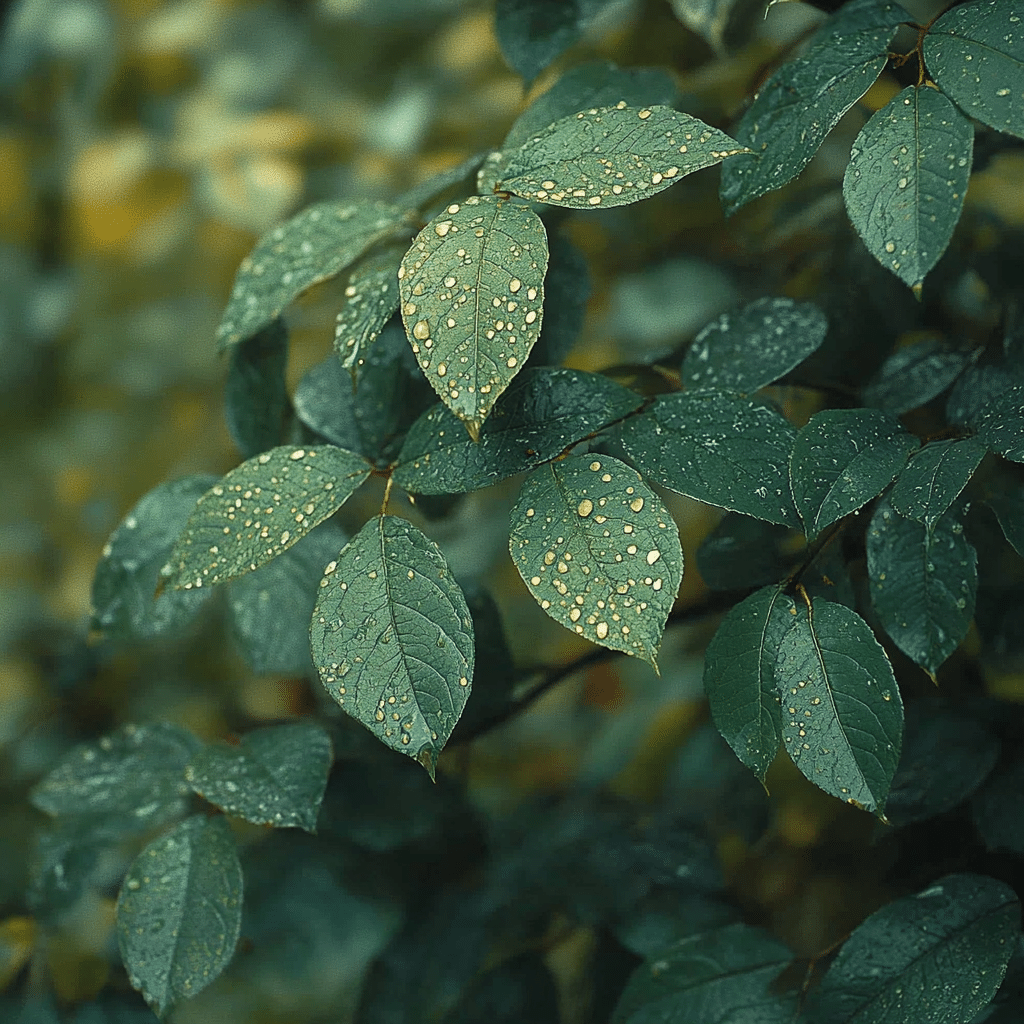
[889,437,985,524]
[334,247,402,381]
[973,383,1024,462]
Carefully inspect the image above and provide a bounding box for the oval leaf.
[863,337,971,414]
[334,247,402,380]
[989,484,1024,557]
[494,0,604,85]
[973,383,1024,462]
[890,437,985,524]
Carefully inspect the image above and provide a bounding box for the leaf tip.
[416,746,438,782]
[912,281,924,301]
[464,418,482,443]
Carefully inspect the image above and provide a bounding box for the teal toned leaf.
[393,368,642,496]
[973,384,1024,462]
[619,390,799,527]
[217,200,411,350]
[224,316,290,459]
[776,598,902,813]
[509,454,683,668]
[989,485,1024,557]
[863,337,971,414]
[185,722,332,832]
[973,754,1024,854]
[890,437,985,524]
[117,816,242,1018]
[807,874,1019,1024]
[91,476,217,641]
[399,196,548,439]
[720,0,908,214]
[498,104,746,210]
[843,86,974,294]
[703,586,793,782]
[334,247,402,381]
[310,515,475,777]
[789,407,917,539]
[925,0,1024,140]
[397,151,488,213]
[162,445,370,591]
[669,0,766,55]
[682,296,828,393]
[867,500,977,675]
[947,363,1020,426]
[697,514,802,591]
[530,231,591,366]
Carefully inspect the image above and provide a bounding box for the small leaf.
[509,454,683,668]
[334,248,402,381]
[682,296,828,393]
[843,86,974,294]
[989,484,1024,557]
[863,337,971,414]
[117,816,242,1018]
[973,383,1024,462]
[399,196,548,438]
[224,316,290,459]
[697,514,802,591]
[185,722,332,832]
[162,445,370,591]
[310,515,475,777]
[890,437,985,524]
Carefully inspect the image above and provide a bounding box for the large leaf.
[224,316,290,459]
[310,515,475,777]
[162,445,370,591]
[116,816,242,1018]
[889,437,985,524]
[843,86,974,294]
[619,390,798,527]
[399,196,548,439]
[862,337,971,414]
[334,248,402,381]
[973,384,1024,462]
[509,454,683,668]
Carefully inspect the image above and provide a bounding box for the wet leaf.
[947,362,1020,426]
[310,515,475,777]
[224,316,290,459]
[399,196,548,438]
[890,437,985,524]
[116,816,242,1018]
[697,514,802,591]
[988,484,1024,557]
[843,86,974,293]
[509,454,683,668]
[973,384,1024,462]
[863,337,971,414]
[334,248,402,381]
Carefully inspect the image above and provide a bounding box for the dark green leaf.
[334,247,402,381]
[890,437,985,524]
[696,513,802,591]
[530,230,591,366]
[863,337,971,414]
[509,454,683,668]
[989,484,1024,557]
[442,954,560,1024]
[973,384,1024,462]
[973,753,1024,854]
[669,0,767,55]
[947,362,1020,426]
[117,815,242,1018]
[224,316,290,459]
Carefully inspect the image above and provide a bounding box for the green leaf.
[619,390,799,527]
[843,86,974,294]
[973,384,1024,462]
[310,515,475,777]
[162,445,370,591]
[696,514,802,591]
[224,316,290,459]
[703,586,793,782]
[890,437,985,524]
[948,362,1021,425]
[498,104,746,210]
[669,0,766,56]
[185,722,332,831]
[116,815,242,1018]
[973,753,1024,854]
[509,454,683,668]
[789,407,917,540]
[776,597,902,813]
[867,500,977,675]
[720,0,909,214]
[682,296,828,393]
[863,337,971,414]
[806,874,1019,1024]
[399,195,548,438]
[91,476,218,641]
[393,368,642,496]
[530,230,591,366]
[397,151,489,213]
[925,0,1024,140]
[334,247,402,381]
[989,484,1024,557]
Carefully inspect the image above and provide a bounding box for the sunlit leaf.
[334,248,402,381]
[889,437,985,524]
[863,337,971,414]
[224,316,290,459]
[973,383,1024,462]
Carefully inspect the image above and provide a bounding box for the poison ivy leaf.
[925,0,1024,141]
[216,200,411,351]
[682,296,828,393]
[185,722,331,832]
[399,195,548,439]
[806,874,1019,1024]
[508,454,683,668]
[116,815,242,1018]
[973,384,1024,462]
[91,476,218,641]
[334,248,402,381]
[789,407,917,540]
[530,231,591,366]
[843,86,974,294]
[720,0,909,214]
[776,598,902,813]
[394,368,642,495]
[224,316,290,459]
[863,337,971,414]
[890,437,985,524]
[697,514,802,591]
[310,515,475,777]
[498,104,746,210]
[989,485,1024,557]
[162,445,370,591]
[619,390,798,527]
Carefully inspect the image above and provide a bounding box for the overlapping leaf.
[989,484,1024,557]
[696,514,802,591]
[224,316,290,459]
[973,384,1024,462]
[530,231,591,366]
[334,248,402,380]
[863,337,971,414]
[890,437,984,523]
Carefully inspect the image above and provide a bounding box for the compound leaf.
[973,384,1024,462]
[334,247,402,381]
[863,337,971,414]
[494,0,607,85]
[224,316,290,460]
[890,437,985,524]
[989,484,1024,557]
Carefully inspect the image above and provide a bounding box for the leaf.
[925,0,1024,141]
[443,954,560,1024]
[393,368,642,496]
[863,337,971,414]
[947,362,1020,425]
[399,195,548,439]
[162,445,370,591]
[973,384,1024,462]
[789,406,917,540]
[185,722,332,832]
[498,104,746,210]
[530,230,591,366]
[703,586,793,782]
[890,437,985,524]
[669,0,766,55]
[618,390,799,527]
[116,816,242,1018]
[972,753,1024,854]
[681,296,828,393]
[867,500,977,675]
[989,484,1024,557]
[91,476,218,641]
[216,200,411,351]
[397,151,489,213]
[334,248,402,381]
[508,454,683,668]
[843,86,974,294]
[310,515,475,777]
[696,514,802,591]
[775,597,902,813]
[806,874,1019,1024]
[720,0,909,214]
[224,316,290,459]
